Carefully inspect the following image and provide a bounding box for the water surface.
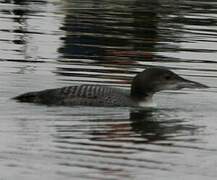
[0,0,217,179]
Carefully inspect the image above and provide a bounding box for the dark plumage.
[13,67,208,107]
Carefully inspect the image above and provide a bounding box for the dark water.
[0,0,217,179]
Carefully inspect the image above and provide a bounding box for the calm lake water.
[0,0,217,179]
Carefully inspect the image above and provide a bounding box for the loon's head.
[131,67,208,100]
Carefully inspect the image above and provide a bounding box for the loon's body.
[16,84,134,107]
[14,67,208,107]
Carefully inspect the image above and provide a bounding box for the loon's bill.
[13,67,208,107]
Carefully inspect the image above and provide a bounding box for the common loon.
[14,67,208,107]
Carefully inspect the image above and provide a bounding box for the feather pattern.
[14,84,133,107]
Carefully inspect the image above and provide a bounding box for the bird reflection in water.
[88,109,199,144]
[52,108,200,179]
[53,108,200,146]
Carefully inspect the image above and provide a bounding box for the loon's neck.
[130,92,155,107]
[130,78,155,107]
[130,79,154,99]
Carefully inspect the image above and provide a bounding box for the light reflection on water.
[0,0,217,179]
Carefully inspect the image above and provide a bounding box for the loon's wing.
[14,84,131,106]
[61,84,129,106]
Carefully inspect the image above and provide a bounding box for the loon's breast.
[14,84,134,107]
